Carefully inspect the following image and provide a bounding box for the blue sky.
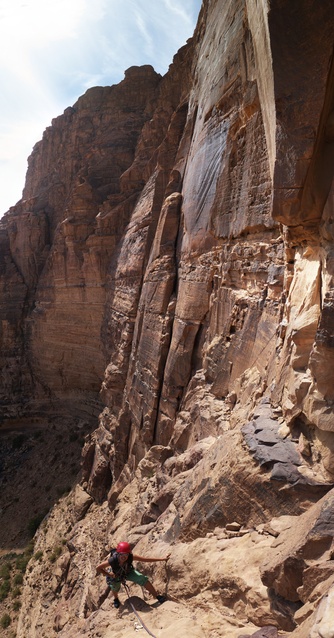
[0,0,201,215]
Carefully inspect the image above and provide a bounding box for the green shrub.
[49,546,62,563]
[1,553,17,562]
[0,580,11,601]
[13,573,23,586]
[12,600,21,612]
[11,587,21,598]
[0,563,11,580]
[33,551,43,561]
[0,613,11,629]
[15,555,30,573]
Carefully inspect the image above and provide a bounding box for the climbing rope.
[122,582,158,638]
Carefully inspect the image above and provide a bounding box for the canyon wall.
[1,0,334,636]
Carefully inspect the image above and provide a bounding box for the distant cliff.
[1,0,334,637]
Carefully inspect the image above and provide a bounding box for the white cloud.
[0,0,202,215]
[134,9,155,56]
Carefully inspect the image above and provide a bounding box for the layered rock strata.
[0,0,334,637]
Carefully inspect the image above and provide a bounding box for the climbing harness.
[123,581,158,638]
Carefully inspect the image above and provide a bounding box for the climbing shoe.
[113,598,120,609]
[156,595,167,605]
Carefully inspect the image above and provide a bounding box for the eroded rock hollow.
[1,0,334,637]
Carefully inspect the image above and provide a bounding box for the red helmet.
[116,541,131,554]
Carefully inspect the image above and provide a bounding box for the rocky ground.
[0,398,329,638]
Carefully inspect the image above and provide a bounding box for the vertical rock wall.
[0,0,333,477]
[99,0,280,498]
[80,0,334,511]
[269,0,334,466]
[0,66,164,417]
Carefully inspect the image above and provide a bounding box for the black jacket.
[108,551,133,579]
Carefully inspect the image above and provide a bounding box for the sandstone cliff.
[1,0,334,637]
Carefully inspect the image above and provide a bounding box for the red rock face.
[0,65,165,417]
[269,0,334,228]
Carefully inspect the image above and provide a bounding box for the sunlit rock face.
[97,0,334,495]
[0,66,164,417]
[1,0,334,637]
[101,0,281,490]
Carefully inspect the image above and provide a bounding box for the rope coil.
[123,582,157,638]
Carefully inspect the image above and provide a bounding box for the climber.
[96,541,170,609]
